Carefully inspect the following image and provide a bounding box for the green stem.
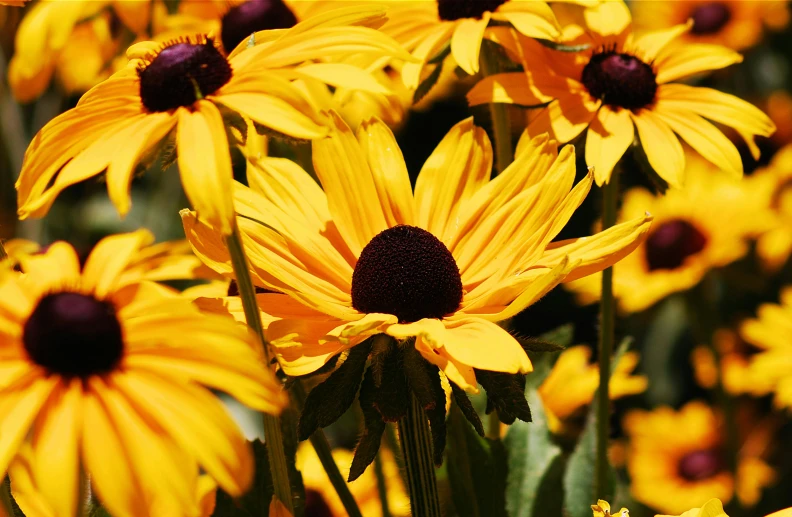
[486,411,500,440]
[595,172,619,499]
[225,223,294,514]
[373,452,393,517]
[480,44,512,175]
[398,394,441,517]
[290,381,363,517]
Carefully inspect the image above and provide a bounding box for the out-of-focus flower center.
[436,0,506,21]
[220,0,297,53]
[690,2,732,35]
[581,52,658,110]
[678,449,723,481]
[351,225,463,323]
[304,489,333,517]
[137,39,232,113]
[23,292,124,378]
[644,219,708,271]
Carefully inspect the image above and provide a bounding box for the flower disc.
[645,219,708,271]
[581,52,658,110]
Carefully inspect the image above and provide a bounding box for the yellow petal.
[654,44,743,85]
[441,317,532,374]
[311,111,389,256]
[467,72,556,107]
[19,241,81,293]
[82,230,154,299]
[9,445,55,517]
[527,94,598,144]
[496,2,561,40]
[585,107,634,186]
[631,109,685,188]
[630,21,691,64]
[356,118,416,227]
[450,13,490,75]
[292,63,389,94]
[267,318,356,376]
[652,108,742,179]
[583,1,631,40]
[177,101,235,235]
[414,117,492,243]
[401,22,456,90]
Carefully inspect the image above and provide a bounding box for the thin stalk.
[373,452,393,517]
[487,411,500,440]
[225,223,294,514]
[595,171,619,499]
[398,394,441,517]
[480,44,512,175]
[290,381,363,517]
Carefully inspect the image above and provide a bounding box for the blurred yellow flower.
[632,0,789,52]
[297,443,408,517]
[16,10,408,235]
[623,402,775,515]
[468,0,775,186]
[0,230,286,517]
[741,286,792,410]
[182,113,651,390]
[566,153,773,312]
[691,329,774,397]
[539,346,647,434]
[658,498,792,517]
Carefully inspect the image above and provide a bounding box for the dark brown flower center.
[581,52,658,110]
[137,39,232,113]
[220,0,297,53]
[690,2,732,35]
[304,489,333,517]
[645,219,708,271]
[23,292,124,378]
[436,0,506,21]
[678,449,723,481]
[351,225,463,323]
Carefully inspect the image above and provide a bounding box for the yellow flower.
[691,329,774,397]
[592,499,629,517]
[741,286,792,409]
[539,346,647,434]
[16,10,409,235]
[468,0,775,187]
[623,402,775,515]
[297,443,409,517]
[566,152,773,312]
[743,145,792,271]
[0,230,287,517]
[354,0,561,89]
[632,0,790,52]
[183,112,651,388]
[0,0,28,5]
[655,497,728,517]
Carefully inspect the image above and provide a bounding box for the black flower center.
[678,449,723,481]
[581,52,658,110]
[645,219,708,271]
[690,2,732,35]
[23,292,124,378]
[221,0,297,53]
[436,0,506,21]
[138,39,232,113]
[351,225,463,323]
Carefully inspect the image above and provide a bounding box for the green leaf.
[562,337,632,517]
[504,383,563,517]
[536,39,591,52]
[413,62,444,105]
[446,404,508,517]
[212,440,273,517]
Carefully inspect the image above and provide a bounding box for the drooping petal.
[440,318,532,374]
[413,117,492,243]
[356,118,415,227]
[82,230,154,299]
[527,94,599,144]
[401,22,456,90]
[177,101,235,235]
[450,13,490,76]
[654,44,743,84]
[585,107,634,186]
[631,109,685,188]
[496,1,561,40]
[267,318,355,376]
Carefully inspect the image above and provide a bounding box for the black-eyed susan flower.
[297,442,408,517]
[16,11,410,236]
[744,145,792,271]
[539,346,647,435]
[467,0,775,187]
[623,402,775,515]
[0,230,286,517]
[741,287,792,409]
[347,0,561,89]
[566,153,773,312]
[691,329,774,397]
[655,498,728,517]
[181,111,652,477]
[592,499,629,517]
[632,0,790,52]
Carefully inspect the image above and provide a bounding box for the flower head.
[593,499,629,517]
[16,10,411,235]
[0,230,286,517]
[566,153,773,312]
[182,111,652,478]
[467,0,775,186]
